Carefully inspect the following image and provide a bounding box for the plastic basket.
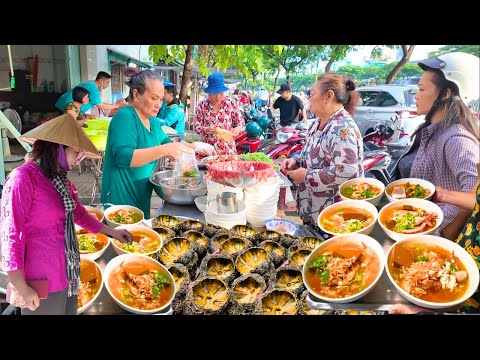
[86,133,107,151]
[86,119,110,131]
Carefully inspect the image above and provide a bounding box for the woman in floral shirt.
[194,73,245,155]
[281,73,364,230]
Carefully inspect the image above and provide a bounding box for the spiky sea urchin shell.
[180,219,204,233]
[298,290,333,315]
[159,237,196,267]
[259,240,286,268]
[299,236,324,250]
[152,214,180,228]
[254,289,300,315]
[203,224,230,239]
[253,230,280,245]
[227,273,267,315]
[287,241,310,256]
[183,230,209,258]
[235,247,274,279]
[288,248,312,270]
[152,226,176,242]
[184,276,230,315]
[270,265,305,296]
[209,233,230,253]
[165,263,190,314]
[220,236,252,258]
[230,225,257,239]
[279,233,301,249]
[199,253,237,285]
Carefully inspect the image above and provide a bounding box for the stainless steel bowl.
[150,170,207,205]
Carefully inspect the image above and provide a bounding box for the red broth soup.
[78,260,102,309]
[108,260,174,310]
[114,230,160,254]
[305,241,380,299]
[320,207,374,234]
[388,242,469,303]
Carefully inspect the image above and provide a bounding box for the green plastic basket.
[86,119,110,131]
[87,134,107,151]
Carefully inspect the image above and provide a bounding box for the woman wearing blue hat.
[194,73,245,155]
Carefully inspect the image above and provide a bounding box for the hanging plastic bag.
[173,152,200,177]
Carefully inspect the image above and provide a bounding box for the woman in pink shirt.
[1,114,132,315]
[194,73,245,155]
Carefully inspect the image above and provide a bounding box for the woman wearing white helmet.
[397,52,480,240]
[389,52,480,315]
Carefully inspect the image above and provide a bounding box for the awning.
[108,50,154,69]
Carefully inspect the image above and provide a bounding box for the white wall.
[0,45,66,92]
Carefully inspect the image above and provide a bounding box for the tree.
[385,45,416,84]
[149,45,284,103]
[323,45,357,72]
[429,45,480,57]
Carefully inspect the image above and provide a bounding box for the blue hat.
[163,80,173,87]
[204,73,229,94]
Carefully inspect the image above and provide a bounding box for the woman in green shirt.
[101,68,194,217]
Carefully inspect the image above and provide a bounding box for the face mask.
[58,145,70,172]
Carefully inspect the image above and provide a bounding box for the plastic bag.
[173,152,200,177]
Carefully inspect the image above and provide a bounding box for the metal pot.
[150,170,207,205]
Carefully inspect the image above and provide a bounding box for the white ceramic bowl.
[204,211,247,229]
[317,200,378,236]
[207,180,244,201]
[339,177,385,206]
[206,199,247,218]
[103,204,144,228]
[385,235,479,310]
[78,232,111,261]
[104,253,176,314]
[75,205,104,232]
[302,233,385,303]
[194,195,208,213]
[378,198,443,241]
[385,178,435,203]
[78,258,104,314]
[264,218,298,235]
[111,224,163,257]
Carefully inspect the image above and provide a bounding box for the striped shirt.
[410,121,479,232]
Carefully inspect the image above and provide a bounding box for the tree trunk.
[385,45,416,84]
[271,65,281,102]
[286,73,290,86]
[325,58,335,72]
[179,45,195,105]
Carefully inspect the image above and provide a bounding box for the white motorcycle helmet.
[417,52,479,109]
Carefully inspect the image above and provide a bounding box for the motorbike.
[258,127,306,165]
[362,120,408,185]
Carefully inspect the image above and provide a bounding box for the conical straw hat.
[20,114,101,159]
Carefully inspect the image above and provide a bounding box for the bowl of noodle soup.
[78,258,104,314]
[302,234,385,303]
[385,235,479,310]
[104,254,176,314]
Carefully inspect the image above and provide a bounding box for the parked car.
[354,85,425,141]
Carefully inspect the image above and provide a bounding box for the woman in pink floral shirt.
[194,73,245,155]
[281,73,364,230]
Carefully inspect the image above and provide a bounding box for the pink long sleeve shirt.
[1,162,104,293]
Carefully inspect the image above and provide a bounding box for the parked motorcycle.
[363,121,408,185]
[258,127,306,165]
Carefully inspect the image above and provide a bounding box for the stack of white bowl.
[244,175,281,228]
[204,199,247,229]
[206,179,244,201]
